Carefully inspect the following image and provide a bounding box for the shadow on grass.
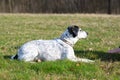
[4,55,11,60]
[75,50,120,62]
[3,46,19,60]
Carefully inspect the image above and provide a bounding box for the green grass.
[0,14,120,80]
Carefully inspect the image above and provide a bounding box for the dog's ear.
[68,25,79,37]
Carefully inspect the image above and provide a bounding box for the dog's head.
[60,25,88,46]
[67,25,88,39]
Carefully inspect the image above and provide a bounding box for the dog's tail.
[11,54,18,59]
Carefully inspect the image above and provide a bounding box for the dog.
[11,25,94,63]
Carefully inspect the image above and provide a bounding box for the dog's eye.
[79,30,82,31]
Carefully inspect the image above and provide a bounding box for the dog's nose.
[86,32,88,35]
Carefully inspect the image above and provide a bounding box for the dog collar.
[60,38,73,47]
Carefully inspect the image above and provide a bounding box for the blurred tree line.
[0,0,120,14]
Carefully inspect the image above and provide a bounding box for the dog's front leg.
[70,57,94,63]
[66,54,94,63]
[66,48,94,63]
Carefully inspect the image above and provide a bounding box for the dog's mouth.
[78,31,88,39]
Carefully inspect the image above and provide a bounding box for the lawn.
[0,14,120,80]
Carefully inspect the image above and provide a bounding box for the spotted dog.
[11,25,94,63]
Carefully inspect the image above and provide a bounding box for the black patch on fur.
[13,54,18,59]
[68,25,79,37]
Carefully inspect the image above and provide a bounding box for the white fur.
[11,27,94,63]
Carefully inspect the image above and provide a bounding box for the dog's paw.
[86,59,94,63]
[73,58,94,63]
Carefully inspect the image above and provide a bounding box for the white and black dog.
[11,25,94,63]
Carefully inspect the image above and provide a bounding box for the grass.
[0,14,120,80]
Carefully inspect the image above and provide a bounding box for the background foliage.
[0,0,120,14]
